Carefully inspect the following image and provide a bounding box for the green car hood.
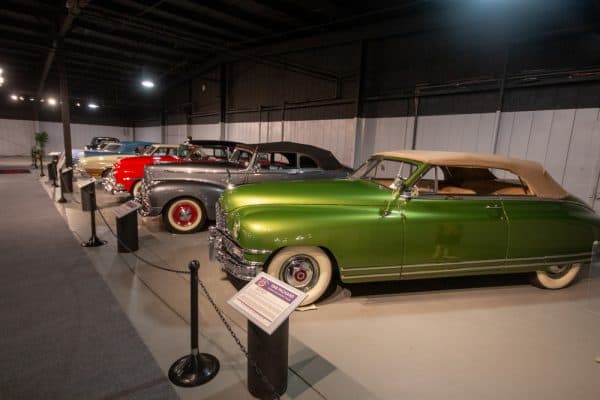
[221,179,391,212]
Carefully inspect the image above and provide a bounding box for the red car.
[103,141,239,196]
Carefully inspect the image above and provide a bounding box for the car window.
[299,155,318,169]
[230,149,254,167]
[414,166,532,196]
[103,143,121,151]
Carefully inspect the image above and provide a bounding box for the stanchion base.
[57,197,67,203]
[168,353,220,387]
[81,237,107,247]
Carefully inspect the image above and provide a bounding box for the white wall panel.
[190,123,220,140]
[542,109,575,183]
[226,122,260,143]
[38,122,132,153]
[165,124,187,144]
[0,118,35,155]
[561,108,600,202]
[284,118,355,166]
[135,126,161,143]
[411,113,496,153]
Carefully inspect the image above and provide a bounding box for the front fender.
[233,204,402,270]
[147,180,225,219]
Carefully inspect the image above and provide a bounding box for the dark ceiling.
[0,0,431,110]
[1,0,599,116]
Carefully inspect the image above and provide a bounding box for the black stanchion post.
[57,167,67,203]
[39,155,45,177]
[247,319,289,399]
[169,260,219,387]
[80,181,106,247]
[116,210,138,253]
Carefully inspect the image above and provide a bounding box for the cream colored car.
[77,144,179,178]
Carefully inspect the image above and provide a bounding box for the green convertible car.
[209,150,600,306]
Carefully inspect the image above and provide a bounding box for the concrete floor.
[24,156,600,399]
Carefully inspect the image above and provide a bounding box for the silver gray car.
[138,141,352,233]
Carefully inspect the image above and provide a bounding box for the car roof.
[236,141,344,170]
[374,150,568,199]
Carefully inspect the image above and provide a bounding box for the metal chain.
[96,208,190,274]
[197,278,281,400]
[93,205,280,399]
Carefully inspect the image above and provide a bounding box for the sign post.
[228,273,307,399]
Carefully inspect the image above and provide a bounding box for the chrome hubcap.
[177,207,192,222]
[547,264,570,277]
[281,255,319,291]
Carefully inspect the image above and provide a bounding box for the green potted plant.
[34,131,49,177]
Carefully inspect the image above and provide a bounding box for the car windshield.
[351,157,419,189]
[142,146,157,155]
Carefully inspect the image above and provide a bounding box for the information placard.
[113,200,141,218]
[228,272,307,335]
[77,177,96,189]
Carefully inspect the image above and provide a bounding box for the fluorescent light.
[0,77,4,84]
[10,94,17,101]
[88,103,99,109]
[141,79,154,88]
[47,97,57,106]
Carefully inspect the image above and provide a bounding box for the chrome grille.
[215,201,227,230]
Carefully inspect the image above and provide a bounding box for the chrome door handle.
[486,204,502,209]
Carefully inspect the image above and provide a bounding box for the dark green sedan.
[209,150,600,306]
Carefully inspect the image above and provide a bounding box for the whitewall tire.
[267,246,332,306]
[131,180,143,197]
[533,263,581,290]
[163,198,206,234]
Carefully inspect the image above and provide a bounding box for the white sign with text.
[113,200,141,218]
[228,272,307,335]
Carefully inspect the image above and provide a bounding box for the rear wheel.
[532,263,581,289]
[267,246,332,306]
[101,168,111,178]
[163,198,206,234]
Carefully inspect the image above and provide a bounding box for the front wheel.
[267,246,332,306]
[130,180,143,197]
[532,263,581,290]
[163,198,206,234]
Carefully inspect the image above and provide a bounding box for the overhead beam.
[36,0,89,97]
[108,0,246,40]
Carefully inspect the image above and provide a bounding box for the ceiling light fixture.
[141,79,155,88]
[88,102,99,109]
[19,96,24,101]
[29,97,35,101]
[10,94,18,101]
[47,97,57,106]
[76,102,81,107]
[0,77,5,86]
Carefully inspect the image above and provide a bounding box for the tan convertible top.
[374,150,568,199]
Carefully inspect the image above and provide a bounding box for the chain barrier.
[95,207,281,399]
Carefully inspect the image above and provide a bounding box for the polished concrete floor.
[20,157,600,399]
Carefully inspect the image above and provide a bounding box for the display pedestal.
[247,319,289,399]
[116,211,138,252]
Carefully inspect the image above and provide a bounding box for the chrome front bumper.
[208,226,268,281]
[102,170,127,195]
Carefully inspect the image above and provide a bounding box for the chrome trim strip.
[342,272,399,280]
[339,252,591,274]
